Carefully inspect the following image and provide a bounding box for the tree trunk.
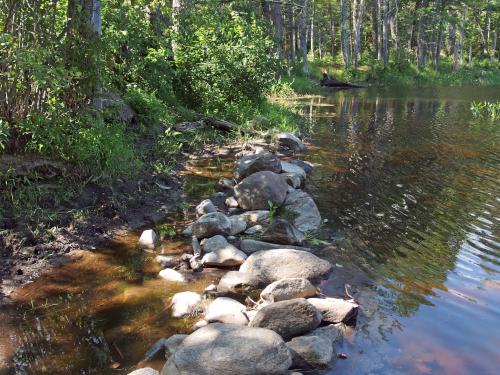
[449,8,458,70]
[389,0,399,57]
[410,0,421,54]
[492,30,498,62]
[482,4,491,58]
[310,0,315,59]
[382,0,389,65]
[417,0,429,69]
[172,0,188,53]
[329,3,335,58]
[377,0,383,61]
[299,0,309,73]
[291,11,296,65]
[352,0,366,68]
[272,0,284,76]
[434,0,445,69]
[459,4,466,65]
[372,0,380,59]
[340,0,351,68]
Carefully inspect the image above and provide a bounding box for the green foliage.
[173,3,277,117]
[470,101,500,120]
[0,119,8,151]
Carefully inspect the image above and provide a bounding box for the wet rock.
[234,171,288,210]
[261,219,305,245]
[204,297,248,325]
[225,196,239,208]
[245,224,266,236]
[155,255,178,268]
[138,229,160,249]
[276,132,305,152]
[195,199,217,218]
[291,160,314,174]
[171,292,201,318]
[192,212,231,239]
[304,324,342,344]
[239,249,333,283]
[229,215,247,235]
[201,235,228,253]
[283,189,322,232]
[217,271,264,294]
[159,268,186,283]
[201,244,247,267]
[287,334,333,368]
[307,298,359,323]
[128,368,159,375]
[239,210,270,224]
[234,151,282,180]
[260,278,317,302]
[249,298,322,340]
[161,323,292,375]
[240,239,313,254]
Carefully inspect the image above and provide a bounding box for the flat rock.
[283,189,321,232]
[234,151,282,180]
[249,298,322,340]
[161,323,292,375]
[201,244,247,267]
[307,298,359,323]
[159,268,186,283]
[261,219,305,245]
[229,215,247,235]
[171,292,201,318]
[192,212,231,239]
[234,171,288,210]
[138,229,160,249]
[276,132,305,152]
[201,235,228,253]
[204,297,248,325]
[195,199,217,218]
[239,249,333,283]
[240,239,313,254]
[217,271,264,294]
[260,278,317,302]
[287,335,333,368]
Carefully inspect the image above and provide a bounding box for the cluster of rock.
[134,132,359,375]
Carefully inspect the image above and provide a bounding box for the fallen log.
[203,117,236,131]
[320,78,366,88]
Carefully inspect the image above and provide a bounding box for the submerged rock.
[240,239,313,254]
[138,229,160,249]
[217,271,264,294]
[171,292,201,318]
[260,278,317,302]
[249,298,322,340]
[204,297,248,325]
[239,249,333,283]
[161,323,292,375]
[276,132,305,152]
[283,189,322,232]
[234,151,282,180]
[195,199,217,218]
[307,298,359,323]
[287,334,333,368]
[234,171,288,211]
[159,268,186,283]
[192,212,231,239]
[261,219,305,245]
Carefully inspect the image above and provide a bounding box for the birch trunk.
[389,0,399,57]
[340,0,351,68]
[299,0,309,73]
[310,0,315,59]
[372,0,380,59]
[382,0,389,65]
[417,0,429,69]
[352,0,366,68]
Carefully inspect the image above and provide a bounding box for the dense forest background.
[0,0,499,227]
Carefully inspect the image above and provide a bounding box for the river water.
[1,86,499,375]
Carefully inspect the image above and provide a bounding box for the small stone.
[283,189,322,232]
[245,224,265,235]
[192,319,209,331]
[225,196,239,208]
[159,268,186,283]
[239,210,270,224]
[234,171,288,210]
[201,245,247,267]
[195,199,217,218]
[201,235,228,253]
[287,334,333,368]
[229,215,247,235]
[261,219,305,245]
[138,229,160,249]
[204,297,248,325]
[155,255,178,268]
[291,160,314,174]
[217,177,235,191]
[171,292,202,318]
[217,271,264,293]
[260,278,317,302]
[182,225,193,237]
[307,298,359,323]
[204,284,217,293]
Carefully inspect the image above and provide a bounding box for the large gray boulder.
[201,244,247,267]
[240,239,313,254]
[161,323,292,375]
[276,132,305,152]
[239,249,333,284]
[307,298,359,323]
[283,189,322,232]
[195,199,217,218]
[192,212,231,239]
[217,271,264,294]
[249,298,322,340]
[201,235,229,253]
[234,171,288,210]
[261,219,305,245]
[281,161,306,187]
[229,215,247,235]
[234,151,282,180]
[260,278,317,302]
[287,335,333,368]
[204,297,248,325]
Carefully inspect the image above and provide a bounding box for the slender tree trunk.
[310,0,315,59]
[417,0,429,69]
[299,0,309,73]
[449,8,458,70]
[340,0,351,68]
[291,11,296,65]
[262,0,271,21]
[459,4,466,65]
[377,0,383,60]
[318,26,322,59]
[468,44,472,64]
[434,0,445,69]
[329,3,335,58]
[372,0,380,59]
[352,0,366,68]
[482,4,491,58]
[272,0,283,76]
[492,30,498,62]
[389,0,399,58]
[410,0,422,54]
[382,0,389,65]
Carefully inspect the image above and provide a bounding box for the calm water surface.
[1,86,499,374]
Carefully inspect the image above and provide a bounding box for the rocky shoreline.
[133,133,359,375]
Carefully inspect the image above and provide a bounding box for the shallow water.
[1,86,499,375]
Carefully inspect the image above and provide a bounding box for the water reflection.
[297,86,500,374]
